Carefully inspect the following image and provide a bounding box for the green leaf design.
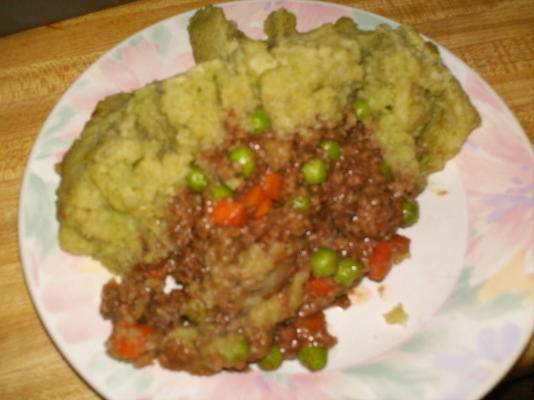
[86,351,111,371]
[86,351,154,395]
[128,35,144,48]
[474,291,529,318]
[110,47,123,61]
[105,363,138,389]
[73,77,91,90]
[263,372,290,387]
[41,106,75,139]
[23,173,58,257]
[400,329,445,354]
[149,24,172,56]
[343,361,437,400]
[441,267,529,318]
[440,268,477,313]
[175,12,193,31]
[35,136,70,160]
[351,10,388,31]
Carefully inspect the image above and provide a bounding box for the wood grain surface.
[0,1,532,399]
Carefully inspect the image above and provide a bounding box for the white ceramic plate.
[19,1,534,399]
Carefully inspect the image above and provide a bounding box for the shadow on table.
[483,373,534,400]
[0,0,138,36]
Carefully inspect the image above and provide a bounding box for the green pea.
[219,335,250,362]
[297,345,327,371]
[228,146,256,177]
[292,196,311,211]
[311,247,338,277]
[249,108,271,133]
[183,298,206,324]
[259,344,283,371]
[301,158,328,184]
[186,166,208,192]
[320,140,341,161]
[166,326,196,345]
[379,161,393,181]
[353,98,371,121]
[210,184,233,200]
[402,199,419,226]
[334,257,364,285]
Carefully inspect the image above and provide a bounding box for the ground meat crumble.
[100,107,419,375]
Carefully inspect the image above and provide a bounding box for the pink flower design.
[457,102,534,282]
[278,1,353,31]
[41,275,95,314]
[136,397,187,400]
[191,371,338,400]
[70,40,194,112]
[136,366,366,400]
[55,303,109,344]
[223,0,352,39]
[436,323,521,400]
[98,40,171,91]
[38,249,111,344]
[464,72,505,113]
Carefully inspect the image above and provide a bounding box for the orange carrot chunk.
[242,185,265,208]
[298,311,327,333]
[108,321,157,361]
[368,234,410,281]
[390,234,410,256]
[253,197,272,218]
[146,268,166,280]
[238,173,283,220]
[260,172,282,200]
[211,199,247,227]
[305,277,335,295]
[367,241,393,281]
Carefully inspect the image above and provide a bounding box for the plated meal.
[55,6,479,375]
[19,1,533,399]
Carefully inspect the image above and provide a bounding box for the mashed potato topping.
[57,7,478,275]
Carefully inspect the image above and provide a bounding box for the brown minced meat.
[100,106,418,375]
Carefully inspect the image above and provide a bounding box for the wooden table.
[1,0,532,399]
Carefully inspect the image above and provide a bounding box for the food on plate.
[55,6,480,374]
[383,303,409,325]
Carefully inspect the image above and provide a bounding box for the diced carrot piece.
[241,183,275,219]
[261,172,282,200]
[146,268,166,280]
[298,312,327,333]
[305,277,335,295]
[367,234,410,282]
[238,173,282,220]
[211,199,247,227]
[390,234,410,254]
[367,240,393,282]
[252,197,272,218]
[242,185,265,208]
[108,321,157,360]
